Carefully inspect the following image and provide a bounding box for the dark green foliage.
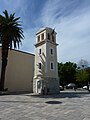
[86,67,90,83]
[58,62,77,86]
[76,69,89,86]
[58,61,90,87]
[76,67,90,86]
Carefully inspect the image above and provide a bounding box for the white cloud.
[0,0,24,13]
[58,8,90,62]
[40,0,90,64]
[0,0,36,54]
[0,0,90,64]
[0,0,30,27]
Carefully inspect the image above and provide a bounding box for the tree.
[76,69,89,86]
[78,59,88,69]
[86,67,90,83]
[0,10,24,91]
[58,62,77,86]
[76,60,89,87]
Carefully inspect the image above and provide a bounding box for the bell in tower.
[33,27,59,94]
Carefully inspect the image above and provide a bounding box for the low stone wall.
[33,77,59,94]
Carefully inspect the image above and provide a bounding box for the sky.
[0,0,90,65]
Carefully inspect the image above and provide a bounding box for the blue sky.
[0,0,90,64]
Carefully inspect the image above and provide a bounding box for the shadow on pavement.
[28,90,90,99]
[0,90,90,99]
[45,101,62,104]
[0,91,90,104]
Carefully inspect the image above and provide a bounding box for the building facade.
[0,48,34,92]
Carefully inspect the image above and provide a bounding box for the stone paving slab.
[0,90,90,120]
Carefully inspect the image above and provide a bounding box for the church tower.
[33,27,59,94]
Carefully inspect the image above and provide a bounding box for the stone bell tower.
[33,27,59,94]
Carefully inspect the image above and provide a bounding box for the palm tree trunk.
[0,59,7,91]
[0,47,8,91]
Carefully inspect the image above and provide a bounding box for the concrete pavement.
[0,90,90,120]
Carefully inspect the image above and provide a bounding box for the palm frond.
[3,10,9,19]
[0,10,24,50]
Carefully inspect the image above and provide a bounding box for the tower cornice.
[34,40,45,47]
[34,39,58,47]
[47,40,59,46]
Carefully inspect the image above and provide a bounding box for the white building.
[33,27,59,94]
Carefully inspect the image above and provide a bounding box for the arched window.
[50,48,54,56]
[38,63,41,69]
[39,49,41,54]
[41,33,44,40]
[50,62,54,70]
[37,35,40,42]
[47,33,50,40]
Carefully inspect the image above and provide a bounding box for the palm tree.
[0,10,24,91]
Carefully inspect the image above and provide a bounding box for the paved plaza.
[0,90,90,120]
